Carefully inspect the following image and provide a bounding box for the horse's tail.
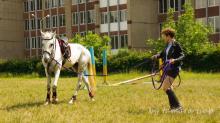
[88,60,96,95]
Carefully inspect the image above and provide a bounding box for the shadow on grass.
[2,100,67,111]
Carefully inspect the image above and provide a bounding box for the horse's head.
[41,30,56,63]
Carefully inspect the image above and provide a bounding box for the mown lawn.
[0,72,220,123]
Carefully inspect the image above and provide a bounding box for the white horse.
[41,31,95,105]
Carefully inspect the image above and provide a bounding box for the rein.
[151,60,181,90]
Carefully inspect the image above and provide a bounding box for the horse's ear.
[40,30,45,36]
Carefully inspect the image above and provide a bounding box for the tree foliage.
[70,31,111,58]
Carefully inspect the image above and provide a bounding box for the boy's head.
[161,28,175,43]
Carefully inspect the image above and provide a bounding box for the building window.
[45,0,50,9]
[196,0,207,9]
[120,10,127,22]
[80,11,85,24]
[37,37,42,48]
[24,0,42,12]
[120,34,128,48]
[31,37,37,49]
[79,0,86,4]
[159,0,185,13]
[208,16,220,33]
[111,36,115,49]
[25,37,30,49]
[110,35,128,49]
[58,0,64,7]
[215,16,220,32]
[72,12,79,25]
[110,11,118,23]
[25,20,29,30]
[30,19,36,30]
[24,1,29,12]
[170,0,179,11]
[72,0,90,4]
[101,12,108,24]
[37,19,41,29]
[111,35,119,49]
[88,10,96,24]
[36,0,42,10]
[72,0,77,4]
[159,0,168,13]
[59,14,65,26]
[52,0,58,8]
[181,0,185,10]
[29,0,35,11]
[52,15,58,27]
[208,0,215,7]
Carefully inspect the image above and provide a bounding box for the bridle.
[41,36,71,72]
[42,36,57,62]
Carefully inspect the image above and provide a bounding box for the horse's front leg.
[52,68,61,104]
[45,68,51,105]
[69,73,83,104]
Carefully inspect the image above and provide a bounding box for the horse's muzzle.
[44,57,50,63]
[43,51,51,63]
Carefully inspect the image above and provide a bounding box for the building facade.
[0,0,24,59]
[194,0,220,43]
[0,0,219,59]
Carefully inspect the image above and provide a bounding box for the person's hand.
[169,59,175,64]
[151,55,158,60]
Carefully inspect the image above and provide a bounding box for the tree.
[70,31,111,58]
[175,4,211,54]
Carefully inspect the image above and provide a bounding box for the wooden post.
[102,49,108,84]
[89,47,96,78]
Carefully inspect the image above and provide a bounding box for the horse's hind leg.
[82,74,94,101]
[69,73,82,104]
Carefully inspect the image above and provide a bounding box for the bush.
[183,48,220,72]
[0,49,219,77]
[96,49,153,73]
[0,59,39,75]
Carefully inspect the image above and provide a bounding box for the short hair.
[161,28,176,38]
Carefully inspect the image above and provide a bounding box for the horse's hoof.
[68,99,76,104]
[69,96,76,104]
[52,98,58,104]
[91,98,95,102]
[44,101,50,105]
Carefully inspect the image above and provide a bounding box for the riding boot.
[166,89,181,109]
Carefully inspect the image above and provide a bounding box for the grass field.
[0,72,220,123]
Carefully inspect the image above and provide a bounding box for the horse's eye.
[50,44,54,48]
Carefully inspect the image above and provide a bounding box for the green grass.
[0,72,220,123]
